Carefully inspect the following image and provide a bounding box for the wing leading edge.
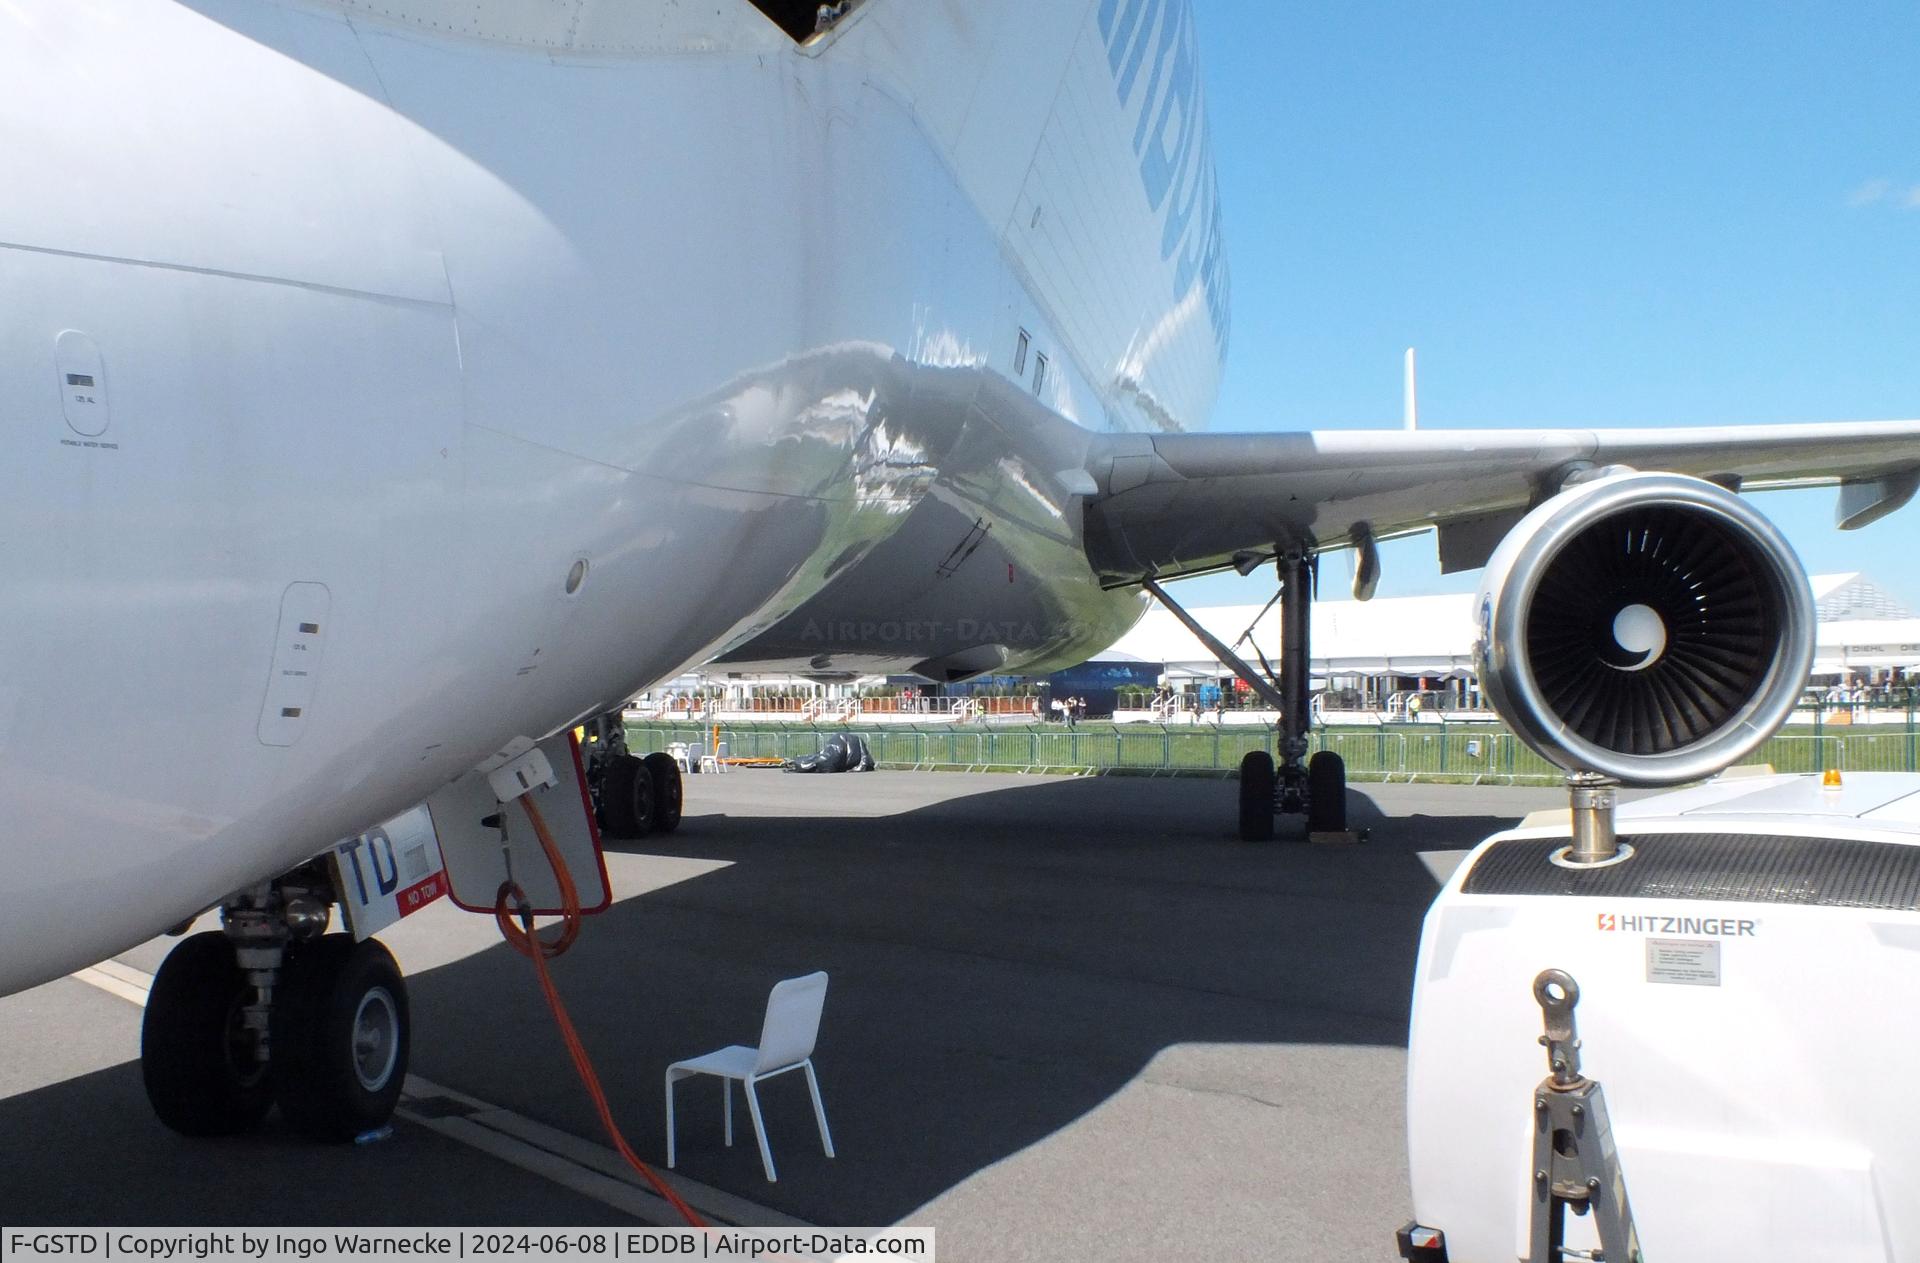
[1081,421,1920,585]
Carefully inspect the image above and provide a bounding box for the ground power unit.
[1403,771,1920,1262]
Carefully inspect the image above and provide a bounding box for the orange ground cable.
[493,795,707,1229]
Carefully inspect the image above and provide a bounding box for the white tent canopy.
[1815,619,1920,673]
[1105,592,1479,680]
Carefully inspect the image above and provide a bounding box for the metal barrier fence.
[624,707,1920,782]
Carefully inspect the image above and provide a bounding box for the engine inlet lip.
[1478,472,1815,786]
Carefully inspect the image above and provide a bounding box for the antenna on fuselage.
[1403,347,1418,430]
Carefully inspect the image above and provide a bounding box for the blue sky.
[1171,0,1920,609]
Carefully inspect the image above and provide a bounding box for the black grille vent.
[1462,832,1920,910]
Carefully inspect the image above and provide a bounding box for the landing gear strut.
[1145,552,1351,842]
[140,868,412,1141]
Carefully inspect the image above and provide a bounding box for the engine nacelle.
[1474,471,1815,785]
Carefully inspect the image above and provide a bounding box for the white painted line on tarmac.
[407,1112,677,1222]
[70,957,803,1230]
[72,960,152,1006]
[463,1100,811,1229]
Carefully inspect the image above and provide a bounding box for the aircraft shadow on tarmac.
[1,777,1518,1228]
[401,776,1507,1225]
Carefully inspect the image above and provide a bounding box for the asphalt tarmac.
[0,771,1573,1260]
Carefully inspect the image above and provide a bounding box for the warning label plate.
[1646,937,1721,987]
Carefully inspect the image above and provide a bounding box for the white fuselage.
[0,0,1228,992]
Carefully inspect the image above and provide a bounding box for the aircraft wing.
[1081,421,1920,585]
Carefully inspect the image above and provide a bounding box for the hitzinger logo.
[1597,911,1757,937]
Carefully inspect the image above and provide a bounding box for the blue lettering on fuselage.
[1098,0,1231,360]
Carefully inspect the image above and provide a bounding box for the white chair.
[665,972,834,1182]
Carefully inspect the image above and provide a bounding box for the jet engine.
[1474,471,1814,785]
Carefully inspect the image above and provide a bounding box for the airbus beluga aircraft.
[4,0,1918,1140]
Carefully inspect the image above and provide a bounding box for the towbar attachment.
[1525,970,1643,1263]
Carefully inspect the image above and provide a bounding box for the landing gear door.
[329,805,449,941]
[427,731,613,917]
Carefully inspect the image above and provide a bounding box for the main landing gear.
[141,871,410,1140]
[1145,550,1351,843]
[582,710,682,840]
[1238,748,1348,841]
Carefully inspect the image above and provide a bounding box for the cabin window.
[1015,329,1030,376]
[1033,353,1049,395]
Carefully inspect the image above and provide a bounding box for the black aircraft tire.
[141,931,274,1136]
[1307,751,1348,833]
[599,753,656,839]
[273,935,410,1142]
[1238,751,1276,842]
[644,752,683,834]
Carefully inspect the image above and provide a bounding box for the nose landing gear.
[140,871,412,1142]
[271,934,409,1140]
[140,931,275,1136]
